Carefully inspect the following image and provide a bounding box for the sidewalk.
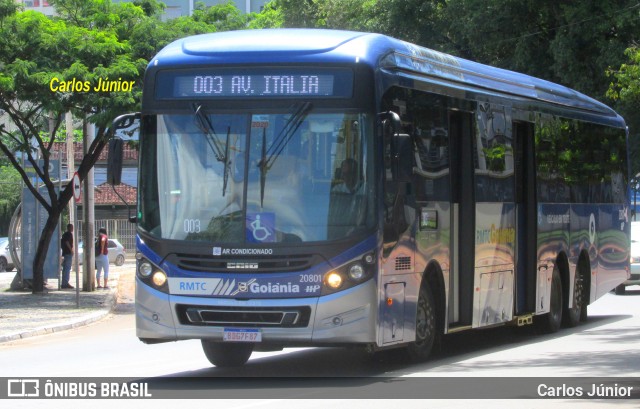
[0,262,135,343]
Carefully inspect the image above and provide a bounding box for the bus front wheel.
[201,340,253,367]
[406,284,437,361]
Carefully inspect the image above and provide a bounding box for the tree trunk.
[31,211,61,294]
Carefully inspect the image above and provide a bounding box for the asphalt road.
[1,285,639,408]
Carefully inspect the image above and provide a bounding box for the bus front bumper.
[135,277,377,345]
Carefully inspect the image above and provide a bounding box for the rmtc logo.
[179,281,207,291]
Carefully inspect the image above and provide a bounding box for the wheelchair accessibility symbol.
[246,213,275,243]
[251,215,271,241]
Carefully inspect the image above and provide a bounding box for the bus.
[109,29,631,367]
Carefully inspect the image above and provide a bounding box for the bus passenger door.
[514,121,537,315]
[449,110,475,328]
[468,104,517,328]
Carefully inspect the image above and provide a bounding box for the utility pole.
[66,112,80,305]
[82,118,95,291]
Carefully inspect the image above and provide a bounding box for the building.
[16,0,270,19]
[49,142,138,220]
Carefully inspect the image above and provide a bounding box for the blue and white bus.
[110,29,630,367]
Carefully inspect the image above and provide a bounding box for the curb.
[0,288,119,344]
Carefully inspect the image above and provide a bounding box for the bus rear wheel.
[201,341,253,367]
[563,269,584,327]
[406,284,437,361]
[536,267,562,334]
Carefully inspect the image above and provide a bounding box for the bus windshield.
[138,108,375,244]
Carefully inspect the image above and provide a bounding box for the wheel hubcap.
[416,297,433,345]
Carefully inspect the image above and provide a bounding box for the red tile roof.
[94,183,137,205]
[50,142,138,162]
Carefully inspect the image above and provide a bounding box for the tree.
[0,0,286,293]
[0,165,21,236]
[247,1,283,29]
[0,1,144,292]
[608,45,640,191]
[275,0,640,177]
[274,0,327,28]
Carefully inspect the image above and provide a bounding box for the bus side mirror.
[107,113,140,186]
[378,111,413,183]
[393,133,413,183]
[379,111,401,139]
[107,138,123,185]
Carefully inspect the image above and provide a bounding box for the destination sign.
[156,68,353,99]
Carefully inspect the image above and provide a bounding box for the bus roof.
[151,29,621,121]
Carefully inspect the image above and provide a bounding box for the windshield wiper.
[222,126,231,197]
[259,128,267,207]
[257,102,312,207]
[192,103,231,196]
[263,102,312,169]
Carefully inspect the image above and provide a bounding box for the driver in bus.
[332,158,363,194]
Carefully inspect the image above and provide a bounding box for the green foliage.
[0,0,287,290]
[0,165,21,236]
[39,128,83,143]
[608,45,640,181]
[608,46,640,104]
[0,0,19,19]
[132,0,165,18]
[248,1,283,29]
[274,0,327,28]
[192,1,246,31]
[0,0,148,290]
[274,0,640,180]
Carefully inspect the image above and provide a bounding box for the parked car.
[616,221,640,295]
[0,237,15,272]
[77,238,127,266]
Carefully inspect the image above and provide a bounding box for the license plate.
[223,328,262,342]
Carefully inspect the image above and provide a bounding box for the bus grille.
[170,253,320,273]
[176,305,311,328]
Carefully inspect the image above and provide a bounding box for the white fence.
[77,219,136,255]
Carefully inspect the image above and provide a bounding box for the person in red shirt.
[95,227,109,289]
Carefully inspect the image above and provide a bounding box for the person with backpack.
[95,227,109,289]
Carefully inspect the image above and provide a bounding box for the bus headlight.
[321,252,376,295]
[325,272,344,289]
[348,263,365,280]
[137,257,169,293]
[139,262,153,277]
[152,271,167,287]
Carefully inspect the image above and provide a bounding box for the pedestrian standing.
[60,223,74,289]
[95,227,110,289]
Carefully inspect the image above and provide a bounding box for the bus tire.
[563,269,584,328]
[614,284,626,295]
[537,267,563,334]
[201,340,253,367]
[406,283,437,361]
